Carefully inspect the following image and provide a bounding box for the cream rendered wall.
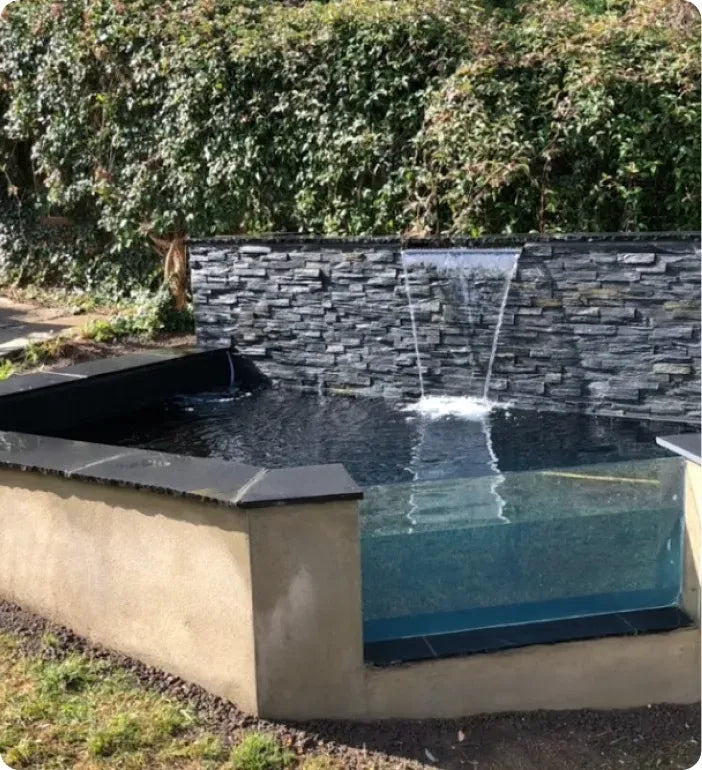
[683,461,701,625]
[0,469,259,713]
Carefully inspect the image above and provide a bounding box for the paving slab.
[0,297,104,358]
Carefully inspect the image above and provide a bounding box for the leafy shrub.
[0,0,697,295]
[409,0,701,234]
[0,200,160,296]
[0,0,476,241]
[0,360,14,381]
[81,285,194,342]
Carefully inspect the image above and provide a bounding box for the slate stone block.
[652,363,693,375]
[618,253,656,265]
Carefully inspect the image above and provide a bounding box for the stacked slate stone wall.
[190,235,701,423]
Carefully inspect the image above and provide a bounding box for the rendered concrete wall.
[248,503,365,719]
[191,235,700,422]
[683,460,701,625]
[0,470,259,711]
[363,628,699,718]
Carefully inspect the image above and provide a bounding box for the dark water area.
[60,385,687,488]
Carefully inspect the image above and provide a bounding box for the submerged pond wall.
[190,234,701,423]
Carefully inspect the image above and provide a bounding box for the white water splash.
[403,395,508,420]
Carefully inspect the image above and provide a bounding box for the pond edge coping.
[0,347,362,509]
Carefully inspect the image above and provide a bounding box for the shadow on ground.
[301,702,700,769]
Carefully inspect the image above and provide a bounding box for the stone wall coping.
[0,430,363,508]
[188,231,701,248]
[0,347,203,398]
[656,434,701,466]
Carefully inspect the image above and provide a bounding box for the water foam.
[403,395,507,420]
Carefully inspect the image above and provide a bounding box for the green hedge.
[0,0,698,289]
[411,0,701,234]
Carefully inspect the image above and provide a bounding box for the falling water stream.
[401,261,425,398]
[483,256,520,400]
[398,248,520,530]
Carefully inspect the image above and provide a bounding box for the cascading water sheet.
[395,249,520,530]
[400,248,521,401]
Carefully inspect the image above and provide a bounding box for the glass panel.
[361,456,684,642]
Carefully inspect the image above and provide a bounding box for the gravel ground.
[0,600,698,770]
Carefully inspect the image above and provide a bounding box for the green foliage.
[410,0,701,234]
[0,360,14,381]
[0,0,697,291]
[0,206,161,296]
[230,732,295,770]
[23,335,72,367]
[88,714,145,756]
[81,285,194,342]
[37,655,97,697]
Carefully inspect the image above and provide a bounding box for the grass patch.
[0,629,229,768]
[37,654,97,697]
[0,629,344,770]
[230,732,295,770]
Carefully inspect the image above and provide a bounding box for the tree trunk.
[150,233,189,310]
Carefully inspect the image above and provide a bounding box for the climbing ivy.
[409,0,701,235]
[0,0,698,290]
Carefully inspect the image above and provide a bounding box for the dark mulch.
[0,600,699,770]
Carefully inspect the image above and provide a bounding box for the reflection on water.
[367,399,510,535]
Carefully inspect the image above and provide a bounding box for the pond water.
[62,387,690,651]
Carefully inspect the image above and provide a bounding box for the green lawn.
[0,631,335,770]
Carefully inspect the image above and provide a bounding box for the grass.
[0,631,299,769]
[0,360,15,381]
[230,734,295,770]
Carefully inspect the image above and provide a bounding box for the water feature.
[50,246,692,659]
[401,248,521,403]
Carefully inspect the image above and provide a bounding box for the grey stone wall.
[190,235,701,423]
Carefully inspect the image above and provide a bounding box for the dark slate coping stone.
[656,433,701,465]
[364,605,691,666]
[57,348,202,378]
[0,371,86,396]
[236,464,363,508]
[0,347,224,400]
[187,231,700,248]
[0,431,362,509]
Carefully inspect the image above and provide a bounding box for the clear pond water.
[63,387,689,645]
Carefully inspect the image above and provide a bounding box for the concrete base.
[363,629,699,719]
[0,467,698,720]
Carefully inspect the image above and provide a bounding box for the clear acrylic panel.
[361,456,685,642]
